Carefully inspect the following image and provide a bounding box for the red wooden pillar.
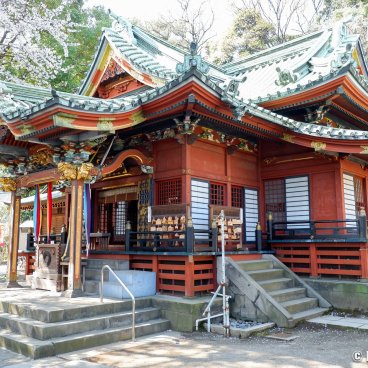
[225,151,231,206]
[360,245,368,280]
[309,243,318,277]
[182,139,192,204]
[64,179,84,297]
[185,255,195,297]
[7,191,21,287]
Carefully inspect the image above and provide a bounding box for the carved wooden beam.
[16,168,60,188]
[100,149,152,176]
[0,144,28,156]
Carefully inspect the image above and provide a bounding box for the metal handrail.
[195,210,231,337]
[195,284,231,333]
[99,265,135,341]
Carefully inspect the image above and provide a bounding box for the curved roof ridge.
[223,29,325,73]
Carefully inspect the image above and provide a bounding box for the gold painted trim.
[282,133,295,143]
[311,141,326,151]
[98,183,139,191]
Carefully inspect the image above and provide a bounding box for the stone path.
[308,314,368,330]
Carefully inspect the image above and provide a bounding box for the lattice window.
[210,183,225,206]
[114,201,126,240]
[354,176,365,213]
[265,179,286,223]
[156,179,182,205]
[98,204,108,233]
[98,202,128,242]
[231,186,243,208]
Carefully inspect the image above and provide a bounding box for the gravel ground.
[0,264,367,367]
[0,322,367,367]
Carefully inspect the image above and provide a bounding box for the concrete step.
[0,307,160,340]
[0,318,170,359]
[258,277,293,292]
[83,280,100,295]
[281,297,318,314]
[237,260,273,272]
[247,268,284,282]
[269,287,306,303]
[0,298,152,323]
[103,270,156,299]
[84,259,129,271]
[85,268,109,281]
[291,307,329,325]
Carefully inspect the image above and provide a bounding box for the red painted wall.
[152,138,260,206]
[310,171,339,220]
[153,139,182,180]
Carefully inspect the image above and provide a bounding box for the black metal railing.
[126,225,218,253]
[27,229,68,250]
[268,215,367,241]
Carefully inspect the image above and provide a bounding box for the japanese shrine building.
[1,15,368,297]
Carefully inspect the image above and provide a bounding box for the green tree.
[52,5,111,92]
[210,8,276,64]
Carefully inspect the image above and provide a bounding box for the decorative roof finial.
[176,41,209,75]
[108,9,136,45]
[190,41,198,56]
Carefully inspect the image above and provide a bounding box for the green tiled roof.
[1,15,368,144]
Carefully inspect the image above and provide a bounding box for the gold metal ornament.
[77,163,94,181]
[57,162,77,181]
[0,177,17,192]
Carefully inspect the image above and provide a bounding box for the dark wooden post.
[60,224,67,245]
[126,221,131,251]
[267,212,273,241]
[26,228,35,251]
[358,208,367,239]
[211,218,218,251]
[186,217,194,253]
[255,222,262,252]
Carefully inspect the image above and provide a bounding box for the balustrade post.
[267,212,273,241]
[126,221,131,251]
[358,208,367,239]
[255,222,262,252]
[186,217,194,253]
[310,243,318,278]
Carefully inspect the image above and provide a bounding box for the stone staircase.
[83,258,130,295]
[226,255,331,327]
[0,296,169,359]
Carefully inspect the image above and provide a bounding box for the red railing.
[272,242,368,279]
[130,254,215,296]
